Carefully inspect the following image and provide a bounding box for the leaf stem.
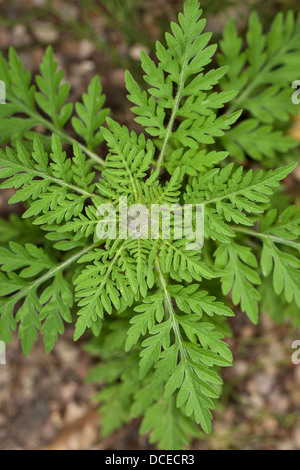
[156,46,189,172]
[5,243,98,306]
[227,40,294,114]
[155,257,186,356]
[31,111,106,166]
[155,256,205,424]
[231,225,300,251]
[8,95,105,166]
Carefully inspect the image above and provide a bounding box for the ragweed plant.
[0,0,299,449]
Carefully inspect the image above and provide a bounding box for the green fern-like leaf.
[0,0,299,449]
